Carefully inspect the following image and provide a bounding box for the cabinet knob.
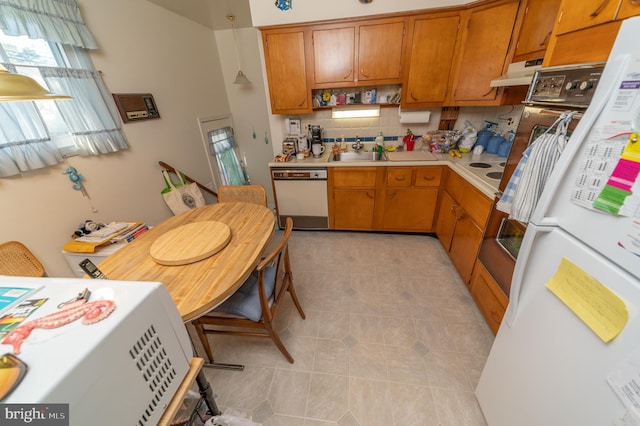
[394,176,406,181]
[422,176,435,180]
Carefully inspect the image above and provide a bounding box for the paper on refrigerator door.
[608,347,640,423]
[545,257,628,343]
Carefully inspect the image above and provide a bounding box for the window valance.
[0,0,98,49]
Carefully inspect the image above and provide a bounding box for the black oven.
[478,62,605,297]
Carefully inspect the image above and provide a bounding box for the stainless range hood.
[490,59,543,87]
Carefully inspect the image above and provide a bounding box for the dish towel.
[497,111,576,223]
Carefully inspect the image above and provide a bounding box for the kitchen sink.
[330,151,386,162]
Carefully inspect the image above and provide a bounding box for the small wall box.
[112,93,160,123]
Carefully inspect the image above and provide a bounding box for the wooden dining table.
[98,202,276,322]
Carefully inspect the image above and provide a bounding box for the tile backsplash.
[281,104,524,144]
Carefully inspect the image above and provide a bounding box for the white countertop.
[269,148,504,199]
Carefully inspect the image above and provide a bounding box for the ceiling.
[144,0,252,30]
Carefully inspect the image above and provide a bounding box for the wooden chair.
[192,217,305,363]
[0,241,45,277]
[217,185,267,207]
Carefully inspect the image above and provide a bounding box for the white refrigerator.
[476,16,640,426]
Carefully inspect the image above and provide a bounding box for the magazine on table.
[0,285,44,317]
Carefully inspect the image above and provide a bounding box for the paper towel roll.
[398,108,431,124]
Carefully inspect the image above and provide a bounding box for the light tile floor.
[200,230,494,425]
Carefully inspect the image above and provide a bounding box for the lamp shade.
[233,70,251,85]
[0,66,71,102]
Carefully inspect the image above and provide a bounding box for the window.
[198,116,249,188]
[0,0,128,177]
[0,30,74,154]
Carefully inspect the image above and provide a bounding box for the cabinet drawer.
[332,167,377,187]
[386,168,413,187]
[415,166,443,187]
[460,186,492,227]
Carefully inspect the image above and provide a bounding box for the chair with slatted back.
[217,185,267,207]
[192,217,305,363]
[0,241,45,277]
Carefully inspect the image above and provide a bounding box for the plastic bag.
[205,409,262,426]
[457,120,477,153]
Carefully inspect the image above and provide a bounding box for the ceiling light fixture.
[332,105,380,119]
[0,64,71,102]
[226,14,251,85]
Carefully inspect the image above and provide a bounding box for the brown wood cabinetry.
[554,0,620,35]
[449,0,520,105]
[328,166,443,232]
[262,28,312,114]
[435,170,492,284]
[470,259,508,334]
[401,12,460,108]
[311,17,405,87]
[379,166,443,232]
[543,0,640,67]
[512,0,562,62]
[329,167,379,230]
[618,0,640,19]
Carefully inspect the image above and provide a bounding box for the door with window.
[198,115,248,190]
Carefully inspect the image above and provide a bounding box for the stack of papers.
[74,222,135,243]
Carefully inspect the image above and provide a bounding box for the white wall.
[214,27,277,207]
[249,0,469,27]
[0,0,229,277]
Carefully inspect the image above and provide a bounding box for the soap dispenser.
[375,131,385,148]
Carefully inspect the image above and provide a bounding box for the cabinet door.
[513,0,561,61]
[382,188,439,231]
[402,14,460,107]
[333,189,376,229]
[449,212,484,284]
[263,29,311,114]
[435,190,457,251]
[617,0,640,19]
[450,0,520,104]
[555,0,620,35]
[312,26,355,84]
[358,20,405,82]
[470,260,509,334]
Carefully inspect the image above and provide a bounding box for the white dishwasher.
[271,168,328,229]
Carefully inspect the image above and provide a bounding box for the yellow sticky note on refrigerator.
[546,257,628,343]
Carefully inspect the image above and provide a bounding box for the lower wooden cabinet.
[435,170,492,284]
[333,188,376,229]
[328,165,443,232]
[329,167,378,230]
[470,259,508,334]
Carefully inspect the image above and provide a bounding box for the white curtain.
[0,0,128,177]
[0,0,98,49]
[41,67,128,156]
[208,127,247,186]
[0,98,62,177]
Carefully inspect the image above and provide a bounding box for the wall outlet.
[507,117,514,127]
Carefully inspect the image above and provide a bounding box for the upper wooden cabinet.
[401,12,460,108]
[542,0,640,67]
[617,0,640,20]
[311,17,405,87]
[311,26,355,84]
[449,0,521,105]
[512,0,562,62]
[554,0,620,35]
[262,28,312,114]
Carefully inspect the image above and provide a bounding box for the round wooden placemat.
[150,221,231,266]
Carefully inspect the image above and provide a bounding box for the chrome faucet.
[352,136,363,152]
